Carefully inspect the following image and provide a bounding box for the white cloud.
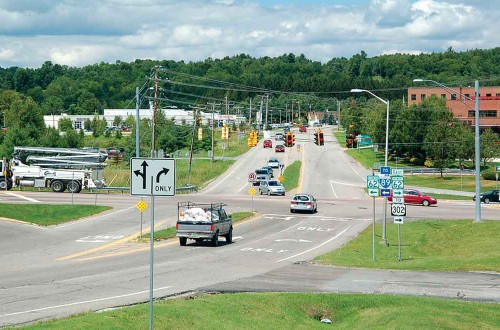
[0,0,498,68]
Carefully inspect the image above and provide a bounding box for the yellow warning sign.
[136,200,148,212]
[278,176,284,182]
[248,187,257,195]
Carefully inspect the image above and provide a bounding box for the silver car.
[290,193,317,213]
[259,180,286,196]
[267,157,280,168]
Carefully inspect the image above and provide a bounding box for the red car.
[299,125,307,133]
[263,139,273,148]
[388,189,437,206]
[275,144,285,152]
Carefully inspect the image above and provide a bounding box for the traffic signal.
[198,127,203,140]
[319,131,324,146]
[221,125,229,139]
[291,133,295,146]
[286,132,293,147]
[314,132,319,145]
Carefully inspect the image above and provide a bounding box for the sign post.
[130,157,176,330]
[391,168,405,261]
[367,174,380,261]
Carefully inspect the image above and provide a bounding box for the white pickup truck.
[176,202,233,247]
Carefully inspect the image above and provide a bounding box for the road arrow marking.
[232,236,244,240]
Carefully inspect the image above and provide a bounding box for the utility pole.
[291,99,294,124]
[265,94,269,129]
[152,66,159,152]
[249,98,252,128]
[135,87,140,157]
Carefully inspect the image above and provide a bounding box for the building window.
[74,122,82,129]
[411,94,416,101]
[496,93,500,97]
[464,93,470,99]
[486,93,492,97]
[441,94,446,99]
[468,110,498,118]
[420,94,426,100]
[451,94,457,100]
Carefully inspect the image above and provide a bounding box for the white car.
[267,157,280,168]
[259,180,285,196]
[290,193,318,213]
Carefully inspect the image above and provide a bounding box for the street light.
[413,79,481,222]
[351,89,390,245]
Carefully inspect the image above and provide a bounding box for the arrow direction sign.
[130,158,176,196]
[133,161,149,189]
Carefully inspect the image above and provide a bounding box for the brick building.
[407,86,500,133]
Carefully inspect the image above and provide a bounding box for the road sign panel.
[496,164,500,172]
[277,175,284,182]
[248,172,256,180]
[392,169,404,176]
[391,203,407,216]
[394,216,404,224]
[391,176,404,189]
[393,189,404,197]
[367,175,379,189]
[136,200,148,212]
[130,158,176,196]
[392,197,404,204]
[379,177,392,189]
[380,166,391,175]
[380,188,391,197]
[248,187,257,195]
[368,188,379,197]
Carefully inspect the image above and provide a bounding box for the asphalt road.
[0,126,499,327]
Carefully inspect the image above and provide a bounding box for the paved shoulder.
[200,263,500,303]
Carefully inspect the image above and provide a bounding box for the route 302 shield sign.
[391,203,407,216]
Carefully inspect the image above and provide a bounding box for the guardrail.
[96,184,198,194]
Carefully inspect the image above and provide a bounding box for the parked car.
[290,193,318,213]
[388,189,437,206]
[267,157,280,168]
[263,139,273,148]
[275,144,285,152]
[259,180,285,196]
[473,189,499,204]
[299,125,307,133]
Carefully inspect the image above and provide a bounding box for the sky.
[0,0,497,68]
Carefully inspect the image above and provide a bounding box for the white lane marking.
[3,192,41,203]
[0,286,172,318]
[76,235,125,243]
[350,165,359,175]
[55,206,136,229]
[237,221,306,248]
[201,150,256,194]
[237,182,250,193]
[264,216,293,221]
[232,236,244,240]
[329,181,338,199]
[275,239,312,243]
[264,214,369,221]
[329,180,365,188]
[276,225,353,263]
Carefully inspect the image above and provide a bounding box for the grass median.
[22,292,499,329]
[0,203,111,226]
[282,160,301,191]
[316,219,500,272]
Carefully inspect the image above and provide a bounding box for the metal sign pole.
[149,176,155,330]
[397,223,402,261]
[251,194,254,212]
[372,196,376,261]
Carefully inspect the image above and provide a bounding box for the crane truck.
[0,147,108,193]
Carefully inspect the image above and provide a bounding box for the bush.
[410,157,425,166]
[424,159,434,168]
[482,170,497,181]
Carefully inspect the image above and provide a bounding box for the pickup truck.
[176,202,233,247]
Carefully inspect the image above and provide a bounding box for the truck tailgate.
[176,222,214,238]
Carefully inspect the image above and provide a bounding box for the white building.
[44,107,246,130]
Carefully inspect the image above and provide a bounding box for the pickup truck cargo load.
[176,202,233,247]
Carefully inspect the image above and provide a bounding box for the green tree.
[58,117,74,132]
[480,128,500,165]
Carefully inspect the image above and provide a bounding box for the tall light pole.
[413,79,481,222]
[351,88,390,245]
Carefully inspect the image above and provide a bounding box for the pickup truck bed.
[176,202,233,247]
